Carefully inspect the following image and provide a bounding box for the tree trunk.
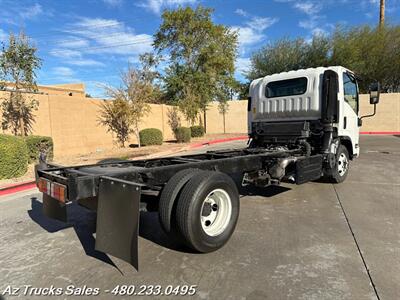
[223,112,226,134]
[19,115,25,136]
[18,93,25,136]
[203,109,207,133]
[379,0,385,27]
[136,127,141,148]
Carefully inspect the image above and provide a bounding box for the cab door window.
[343,72,358,113]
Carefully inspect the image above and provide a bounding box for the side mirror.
[369,82,380,105]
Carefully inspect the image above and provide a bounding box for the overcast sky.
[0,0,399,97]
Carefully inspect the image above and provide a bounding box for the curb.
[189,136,248,149]
[0,181,37,197]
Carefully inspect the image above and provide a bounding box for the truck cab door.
[339,72,360,157]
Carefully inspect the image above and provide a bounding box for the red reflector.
[52,182,66,203]
[37,178,67,203]
[38,178,50,193]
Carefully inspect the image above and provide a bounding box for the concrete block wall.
[0,91,399,157]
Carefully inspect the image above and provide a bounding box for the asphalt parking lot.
[0,135,399,300]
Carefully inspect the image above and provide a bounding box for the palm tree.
[379,0,385,27]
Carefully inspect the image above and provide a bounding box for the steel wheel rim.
[337,153,348,176]
[200,189,232,236]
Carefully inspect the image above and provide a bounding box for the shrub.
[0,134,29,179]
[190,125,205,137]
[139,128,163,146]
[174,127,191,143]
[25,135,54,163]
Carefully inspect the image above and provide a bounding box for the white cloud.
[0,1,51,25]
[236,57,251,73]
[67,17,153,55]
[103,0,123,7]
[67,58,105,67]
[247,16,278,31]
[231,10,278,50]
[293,1,321,15]
[368,0,379,5]
[50,47,106,67]
[50,49,82,59]
[139,0,197,14]
[283,1,327,37]
[235,8,248,17]
[20,3,43,20]
[299,19,317,29]
[52,67,75,77]
[232,26,265,47]
[48,17,153,72]
[57,37,90,49]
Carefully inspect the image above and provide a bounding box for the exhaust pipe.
[269,157,297,180]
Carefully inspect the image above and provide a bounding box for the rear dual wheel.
[159,170,240,252]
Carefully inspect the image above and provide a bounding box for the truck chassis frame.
[36,145,322,269]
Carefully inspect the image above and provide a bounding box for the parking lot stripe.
[333,184,381,300]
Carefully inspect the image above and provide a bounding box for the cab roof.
[251,66,353,85]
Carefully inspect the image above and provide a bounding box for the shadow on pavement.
[26,183,292,267]
[27,196,193,267]
[239,185,291,197]
[27,197,121,272]
[139,210,195,253]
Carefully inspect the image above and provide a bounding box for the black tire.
[175,171,240,253]
[327,144,350,183]
[158,168,204,233]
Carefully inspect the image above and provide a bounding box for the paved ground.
[0,136,399,300]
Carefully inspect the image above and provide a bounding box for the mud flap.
[43,194,67,222]
[95,176,141,270]
[295,155,323,184]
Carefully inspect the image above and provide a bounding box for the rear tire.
[175,171,240,253]
[158,168,204,233]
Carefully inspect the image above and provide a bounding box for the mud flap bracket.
[95,176,141,270]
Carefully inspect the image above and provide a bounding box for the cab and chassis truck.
[35,66,380,269]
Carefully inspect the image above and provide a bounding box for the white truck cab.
[248,66,380,182]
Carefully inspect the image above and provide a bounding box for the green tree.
[247,36,330,81]
[247,25,400,93]
[99,54,155,147]
[99,98,132,147]
[154,5,238,127]
[330,25,400,92]
[0,31,42,136]
[137,52,164,104]
[247,38,306,80]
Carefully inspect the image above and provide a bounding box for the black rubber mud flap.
[43,194,67,222]
[296,155,323,184]
[95,176,141,270]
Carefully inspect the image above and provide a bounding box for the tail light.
[38,178,67,203]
